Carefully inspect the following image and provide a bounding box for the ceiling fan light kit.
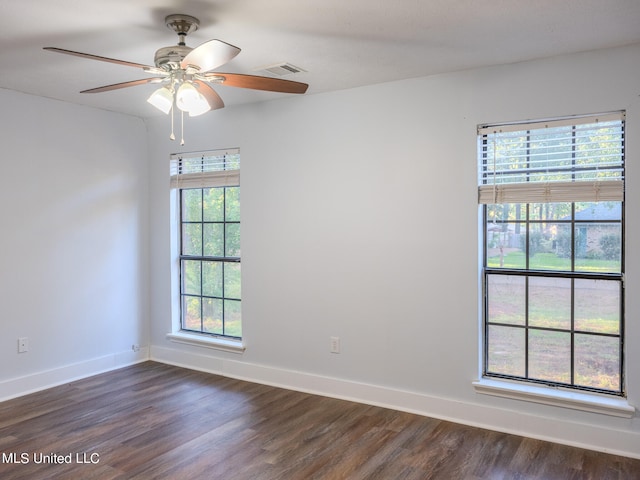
[44,14,308,145]
[176,82,210,116]
[146,87,173,114]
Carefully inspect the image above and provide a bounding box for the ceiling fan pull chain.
[180,110,185,146]
[169,104,176,141]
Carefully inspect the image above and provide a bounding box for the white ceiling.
[2,0,640,118]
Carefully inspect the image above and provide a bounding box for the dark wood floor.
[0,362,638,480]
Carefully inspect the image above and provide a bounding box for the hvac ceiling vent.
[256,62,306,76]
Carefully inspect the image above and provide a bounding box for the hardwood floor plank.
[0,362,638,479]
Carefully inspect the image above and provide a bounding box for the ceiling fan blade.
[207,73,308,94]
[180,39,241,73]
[193,80,225,110]
[81,78,164,94]
[44,47,154,70]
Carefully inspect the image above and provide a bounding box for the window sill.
[166,332,245,354]
[473,378,635,418]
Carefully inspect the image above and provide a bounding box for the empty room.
[1,1,639,478]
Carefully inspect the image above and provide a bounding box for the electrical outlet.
[18,337,28,353]
[330,336,341,354]
[132,344,140,352]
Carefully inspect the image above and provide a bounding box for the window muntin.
[479,113,624,395]
[171,150,241,339]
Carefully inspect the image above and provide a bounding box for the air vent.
[255,62,306,76]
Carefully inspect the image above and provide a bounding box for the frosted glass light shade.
[176,82,211,116]
[187,98,211,117]
[146,87,173,114]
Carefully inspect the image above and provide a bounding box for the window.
[170,149,241,339]
[478,112,624,395]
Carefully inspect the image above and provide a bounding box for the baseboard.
[150,345,640,459]
[0,347,150,402]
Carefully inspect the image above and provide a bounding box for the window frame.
[482,212,625,396]
[168,149,244,349]
[478,113,625,397]
[179,185,241,338]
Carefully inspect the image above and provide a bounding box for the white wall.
[148,43,640,457]
[0,89,149,398]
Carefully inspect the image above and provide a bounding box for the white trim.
[150,345,640,459]
[166,332,245,354]
[0,347,150,403]
[472,378,634,418]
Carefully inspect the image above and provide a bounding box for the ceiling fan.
[44,14,309,143]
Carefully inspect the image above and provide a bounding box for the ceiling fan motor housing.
[154,45,193,69]
[155,14,199,69]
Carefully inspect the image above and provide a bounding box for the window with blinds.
[170,149,242,339]
[478,112,624,204]
[477,112,625,395]
[170,149,240,189]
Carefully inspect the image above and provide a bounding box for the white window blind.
[478,112,624,204]
[170,148,240,189]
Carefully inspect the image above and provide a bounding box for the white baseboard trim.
[150,345,640,459]
[0,347,150,402]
